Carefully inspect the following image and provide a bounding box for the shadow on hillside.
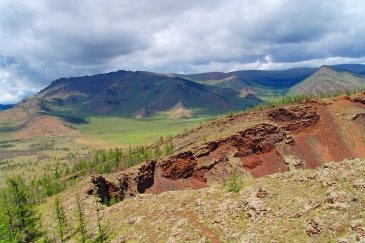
[0,126,17,133]
[37,111,90,125]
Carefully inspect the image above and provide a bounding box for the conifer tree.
[55,197,67,242]
[0,176,42,242]
[94,198,108,243]
[75,194,87,243]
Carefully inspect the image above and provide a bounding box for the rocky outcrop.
[88,160,157,201]
[352,96,365,105]
[88,176,119,204]
[268,104,320,131]
[160,151,197,179]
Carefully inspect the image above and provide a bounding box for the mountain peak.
[317,65,334,72]
[290,65,365,95]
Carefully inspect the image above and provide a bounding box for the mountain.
[0,104,14,110]
[230,67,316,88]
[182,67,316,88]
[179,65,365,98]
[181,67,317,98]
[290,65,365,95]
[35,70,261,118]
[332,64,365,75]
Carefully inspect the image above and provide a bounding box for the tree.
[54,197,67,242]
[0,189,16,242]
[75,194,87,243]
[0,176,42,242]
[94,199,108,243]
[163,142,174,156]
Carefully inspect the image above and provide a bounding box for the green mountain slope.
[32,70,262,118]
[289,65,365,95]
[181,67,316,99]
[181,65,365,98]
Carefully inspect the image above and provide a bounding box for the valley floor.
[77,115,214,145]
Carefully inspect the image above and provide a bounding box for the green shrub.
[105,196,119,207]
[226,173,243,193]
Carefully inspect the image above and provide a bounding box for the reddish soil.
[13,114,79,139]
[88,93,365,201]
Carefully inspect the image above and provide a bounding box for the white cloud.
[1,0,365,102]
[0,68,38,103]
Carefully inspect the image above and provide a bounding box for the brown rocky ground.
[41,158,365,242]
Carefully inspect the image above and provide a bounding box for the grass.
[77,115,215,145]
[0,136,92,187]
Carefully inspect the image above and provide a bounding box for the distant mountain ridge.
[1,63,365,140]
[179,67,317,98]
[0,104,15,110]
[8,70,261,123]
[179,64,365,98]
[2,64,365,125]
[289,65,365,95]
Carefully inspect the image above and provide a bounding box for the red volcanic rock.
[237,124,287,153]
[88,175,119,203]
[159,151,197,179]
[242,155,264,169]
[352,97,365,105]
[268,105,320,131]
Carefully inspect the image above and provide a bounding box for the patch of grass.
[77,115,215,145]
[225,173,243,193]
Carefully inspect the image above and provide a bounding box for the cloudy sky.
[1,0,365,103]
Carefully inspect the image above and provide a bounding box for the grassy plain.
[77,115,215,146]
[0,137,92,187]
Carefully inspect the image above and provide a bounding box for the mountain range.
[36,70,260,118]
[180,64,365,98]
[1,64,365,131]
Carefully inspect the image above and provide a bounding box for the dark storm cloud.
[1,0,365,103]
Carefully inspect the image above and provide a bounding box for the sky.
[1,0,365,103]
